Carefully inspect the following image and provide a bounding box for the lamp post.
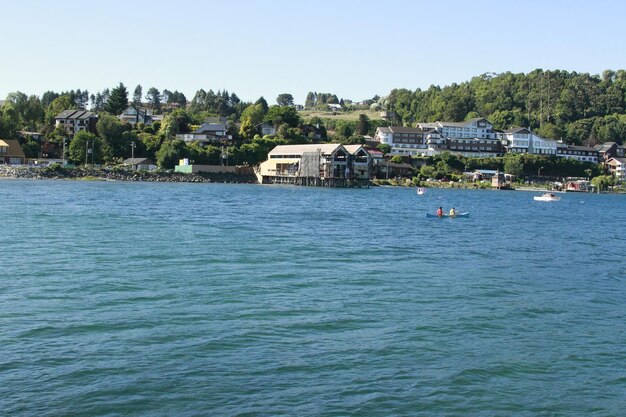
[85,140,89,167]
[538,166,544,179]
[131,141,136,170]
[62,138,66,166]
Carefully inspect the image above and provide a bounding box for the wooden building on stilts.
[255,144,372,188]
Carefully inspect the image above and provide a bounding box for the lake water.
[2,180,625,416]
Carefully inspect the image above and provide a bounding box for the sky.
[2,0,626,105]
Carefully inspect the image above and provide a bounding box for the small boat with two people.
[426,212,470,218]
[533,192,561,202]
[417,187,426,195]
[427,207,469,218]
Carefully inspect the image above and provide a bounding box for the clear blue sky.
[3,0,625,105]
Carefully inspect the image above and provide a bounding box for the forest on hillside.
[383,69,626,146]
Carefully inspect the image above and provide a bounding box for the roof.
[123,158,154,165]
[436,117,490,128]
[343,145,370,156]
[594,142,618,152]
[503,127,532,134]
[558,145,598,152]
[268,143,343,157]
[607,157,626,165]
[55,110,96,120]
[194,123,226,134]
[0,139,26,158]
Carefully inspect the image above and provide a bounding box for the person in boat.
[449,207,456,217]
[437,207,443,217]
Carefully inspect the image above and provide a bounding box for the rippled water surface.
[2,180,626,416]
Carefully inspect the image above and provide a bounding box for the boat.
[426,212,469,218]
[533,193,560,202]
[417,187,426,195]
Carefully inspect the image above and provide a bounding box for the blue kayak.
[426,212,469,218]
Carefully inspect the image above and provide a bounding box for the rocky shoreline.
[0,166,259,184]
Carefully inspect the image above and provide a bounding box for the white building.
[499,128,557,155]
[606,157,626,181]
[418,117,497,140]
[374,126,442,156]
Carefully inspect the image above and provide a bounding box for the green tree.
[239,104,266,139]
[305,92,316,108]
[68,130,102,165]
[156,139,187,168]
[591,174,616,191]
[264,105,301,128]
[355,114,371,135]
[276,93,294,107]
[104,83,129,115]
[132,85,143,107]
[0,105,20,138]
[96,113,127,161]
[146,87,162,112]
[44,95,75,126]
[377,143,391,155]
[255,96,269,114]
[159,109,191,138]
[504,154,524,176]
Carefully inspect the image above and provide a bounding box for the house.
[256,143,371,186]
[19,131,45,142]
[556,144,599,163]
[328,103,342,112]
[376,160,413,179]
[594,142,626,161]
[301,124,324,141]
[54,110,98,138]
[118,107,153,126]
[499,128,557,155]
[176,123,229,145]
[122,157,156,171]
[606,157,626,181]
[0,139,26,165]
[258,123,276,136]
[374,126,440,156]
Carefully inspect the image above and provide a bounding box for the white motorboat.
[534,193,560,202]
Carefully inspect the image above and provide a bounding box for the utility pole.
[131,141,136,170]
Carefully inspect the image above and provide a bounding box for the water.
[1,180,625,416]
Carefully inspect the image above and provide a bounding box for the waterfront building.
[54,110,98,138]
[122,158,156,171]
[0,139,26,165]
[256,143,371,186]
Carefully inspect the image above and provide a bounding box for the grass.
[299,109,382,121]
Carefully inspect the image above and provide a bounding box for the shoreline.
[0,166,258,184]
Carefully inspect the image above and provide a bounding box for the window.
[0,147,7,154]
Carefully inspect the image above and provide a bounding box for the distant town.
[1,69,625,192]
